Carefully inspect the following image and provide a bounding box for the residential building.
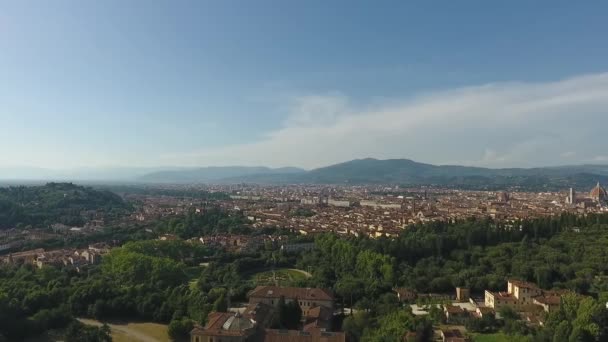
[190,302,274,342]
[485,279,566,314]
[248,286,334,317]
[263,329,345,342]
[394,288,417,302]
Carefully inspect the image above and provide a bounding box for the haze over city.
[4,2,608,342]
[2,1,608,172]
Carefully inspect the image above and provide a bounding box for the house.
[455,287,470,302]
[440,328,470,342]
[303,305,334,331]
[474,307,495,319]
[190,302,274,342]
[192,287,342,342]
[394,288,417,302]
[484,279,567,314]
[190,311,256,342]
[532,294,562,313]
[2,248,44,264]
[443,304,468,324]
[508,280,542,306]
[280,243,315,253]
[263,329,345,342]
[484,290,519,310]
[248,286,334,317]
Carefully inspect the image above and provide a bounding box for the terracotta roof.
[477,307,495,314]
[508,279,540,290]
[444,304,466,314]
[264,329,345,342]
[305,305,333,321]
[194,311,255,337]
[533,295,561,305]
[441,329,469,342]
[249,286,334,301]
[243,302,274,323]
[394,287,417,300]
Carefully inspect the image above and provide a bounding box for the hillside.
[0,182,129,229]
[137,166,305,183]
[206,158,608,190]
[296,158,608,189]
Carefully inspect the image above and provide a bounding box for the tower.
[567,188,576,205]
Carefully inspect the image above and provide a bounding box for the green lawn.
[250,268,310,286]
[79,319,169,342]
[473,333,533,342]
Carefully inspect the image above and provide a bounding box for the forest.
[1,210,608,341]
[0,183,130,229]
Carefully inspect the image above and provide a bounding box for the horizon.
[3,157,608,183]
[2,1,608,172]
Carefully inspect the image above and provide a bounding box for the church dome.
[222,312,254,331]
[590,182,607,201]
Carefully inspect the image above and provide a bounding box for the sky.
[1,0,608,170]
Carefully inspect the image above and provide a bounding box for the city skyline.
[2,1,608,170]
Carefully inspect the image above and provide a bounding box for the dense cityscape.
[3,1,608,342]
[0,179,607,341]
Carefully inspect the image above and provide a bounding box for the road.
[78,318,164,342]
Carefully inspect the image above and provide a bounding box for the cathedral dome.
[590,182,607,201]
[222,312,254,331]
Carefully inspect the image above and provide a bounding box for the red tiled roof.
[249,286,334,301]
[508,279,540,290]
[305,305,333,321]
[264,329,345,342]
[533,295,561,305]
[444,304,466,314]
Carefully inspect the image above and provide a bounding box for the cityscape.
[2,1,608,342]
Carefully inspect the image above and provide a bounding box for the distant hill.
[206,158,608,190]
[0,182,130,229]
[293,158,608,189]
[137,166,306,183]
[4,159,608,190]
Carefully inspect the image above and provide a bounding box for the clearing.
[78,318,169,342]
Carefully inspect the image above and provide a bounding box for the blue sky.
[1,1,608,169]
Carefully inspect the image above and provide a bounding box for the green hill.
[0,182,129,229]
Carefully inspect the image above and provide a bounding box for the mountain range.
[2,158,608,190]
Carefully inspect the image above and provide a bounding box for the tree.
[273,296,302,329]
[213,293,228,313]
[336,276,363,313]
[413,316,433,342]
[568,327,593,342]
[361,309,414,342]
[553,321,572,342]
[64,321,111,342]
[499,305,520,321]
[168,318,194,341]
[282,300,303,330]
[428,304,444,324]
[342,312,371,342]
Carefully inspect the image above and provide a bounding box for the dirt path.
[78,318,164,342]
[287,268,312,278]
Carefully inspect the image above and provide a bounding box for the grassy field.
[473,333,533,342]
[117,322,169,342]
[250,268,310,286]
[79,319,169,342]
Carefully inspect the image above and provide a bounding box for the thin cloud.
[162,72,608,168]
